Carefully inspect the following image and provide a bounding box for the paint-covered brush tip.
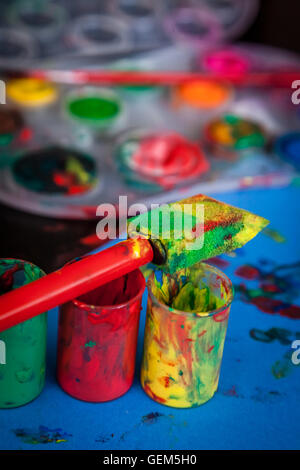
[128,194,269,273]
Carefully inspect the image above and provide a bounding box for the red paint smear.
[235,265,260,280]
[198,329,207,337]
[249,297,300,319]
[251,297,283,314]
[206,257,230,268]
[279,305,300,320]
[260,283,281,293]
[203,214,241,233]
[223,385,238,397]
[213,308,230,322]
[144,383,166,404]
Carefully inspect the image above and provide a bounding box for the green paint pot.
[0,259,47,408]
[65,87,123,130]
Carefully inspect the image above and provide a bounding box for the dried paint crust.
[128,194,269,273]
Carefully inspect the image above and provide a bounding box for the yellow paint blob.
[7,78,58,108]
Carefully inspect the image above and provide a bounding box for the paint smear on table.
[262,227,286,243]
[13,426,72,445]
[234,260,300,319]
[271,352,294,379]
[250,327,300,345]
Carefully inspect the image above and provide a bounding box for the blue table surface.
[0,186,300,450]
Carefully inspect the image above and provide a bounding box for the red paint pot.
[56,269,145,402]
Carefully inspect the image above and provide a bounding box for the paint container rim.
[0,27,38,65]
[7,0,67,40]
[147,262,233,319]
[163,7,222,46]
[0,257,46,289]
[66,14,130,53]
[71,268,146,313]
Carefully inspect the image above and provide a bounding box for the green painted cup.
[0,259,47,408]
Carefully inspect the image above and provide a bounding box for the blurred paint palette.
[0,18,300,218]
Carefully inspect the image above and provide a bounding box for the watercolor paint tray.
[0,41,299,219]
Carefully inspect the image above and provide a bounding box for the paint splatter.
[250,387,284,403]
[250,327,300,345]
[142,412,165,424]
[13,426,72,445]
[234,261,300,319]
[206,257,230,268]
[95,433,114,443]
[221,385,242,398]
[263,227,286,243]
[271,353,293,379]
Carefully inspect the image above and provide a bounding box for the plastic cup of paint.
[7,0,67,42]
[0,28,37,67]
[64,87,125,140]
[66,14,130,54]
[141,263,233,408]
[56,269,145,402]
[0,259,47,408]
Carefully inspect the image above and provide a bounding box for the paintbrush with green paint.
[0,194,269,331]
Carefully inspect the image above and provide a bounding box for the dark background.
[0,0,300,273]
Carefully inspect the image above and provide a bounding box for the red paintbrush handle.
[30,69,300,88]
[0,238,153,332]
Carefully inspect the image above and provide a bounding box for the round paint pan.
[6,77,59,130]
[173,80,233,111]
[0,146,104,219]
[199,0,260,40]
[0,28,37,67]
[204,114,268,161]
[273,132,300,172]
[163,7,222,48]
[64,87,125,138]
[66,14,130,55]
[7,78,58,109]
[7,0,67,42]
[115,128,210,192]
[200,46,252,80]
[111,0,161,44]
